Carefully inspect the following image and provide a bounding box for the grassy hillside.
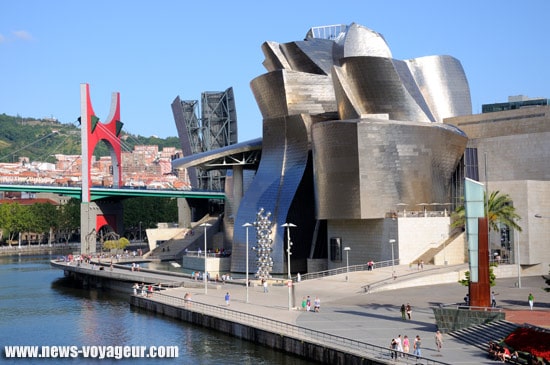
[0,113,180,163]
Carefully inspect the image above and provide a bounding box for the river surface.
[0,254,314,364]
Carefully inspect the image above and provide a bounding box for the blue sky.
[1,1,549,142]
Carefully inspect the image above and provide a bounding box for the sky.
[1,1,549,142]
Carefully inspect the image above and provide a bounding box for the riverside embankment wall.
[130,295,382,365]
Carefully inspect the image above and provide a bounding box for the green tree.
[29,203,59,244]
[451,190,522,232]
[58,199,81,243]
[0,202,24,243]
[102,237,130,253]
[459,265,497,287]
[123,197,178,232]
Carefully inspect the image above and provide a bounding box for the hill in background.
[0,113,180,163]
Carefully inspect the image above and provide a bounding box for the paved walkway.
[155,265,549,365]
[53,259,549,364]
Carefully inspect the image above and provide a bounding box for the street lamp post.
[442,234,447,266]
[389,239,396,279]
[139,221,142,243]
[344,247,351,282]
[243,222,253,303]
[516,228,521,288]
[282,222,296,311]
[200,222,212,295]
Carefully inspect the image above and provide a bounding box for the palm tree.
[451,190,522,232]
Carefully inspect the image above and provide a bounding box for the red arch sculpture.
[81,83,123,202]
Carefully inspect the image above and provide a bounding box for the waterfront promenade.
[52,259,549,364]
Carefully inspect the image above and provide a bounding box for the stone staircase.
[147,216,220,261]
[447,320,519,350]
[413,229,464,265]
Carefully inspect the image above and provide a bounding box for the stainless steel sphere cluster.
[252,208,274,279]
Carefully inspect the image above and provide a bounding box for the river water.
[0,254,314,364]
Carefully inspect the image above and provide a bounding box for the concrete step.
[448,320,519,349]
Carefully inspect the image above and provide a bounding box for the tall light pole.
[139,221,142,243]
[344,247,351,282]
[516,227,521,288]
[200,222,212,294]
[282,222,296,311]
[389,239,396,279]
[442,234,447,266]
[243,222,253,303]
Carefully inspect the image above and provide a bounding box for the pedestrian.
[396,334,403,355]
[389,338,398,360]
[402,335,410,358]
[297,272,301,282]
[413,335,422,357]
[306,296,311,312]
[491,291,498,307]
[262,278,268,293]
[435,330,443,352]
[301,296,307,311]
[528,293,534,310]
[314,296,321,312]
[406,303,412,320]
[400,304,406,320]
[224,292,230,306]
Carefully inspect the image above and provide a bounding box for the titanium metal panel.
[332,57,434,123]
[231,115,310,274]
[312,118,468,220]
[283,38,338,75]
[339,23,392,59]
[262,41,292,72]
[250,70,337,120]
[405,55,472,121]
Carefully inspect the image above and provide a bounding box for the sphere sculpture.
[253,208,274,279]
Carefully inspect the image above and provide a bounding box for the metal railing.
[137,290,448,365]
[299,259,399,281]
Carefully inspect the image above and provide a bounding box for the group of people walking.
[400,303,412,320]
[301,295,320,312]
[390,331,442,360]
[390,334,425,359]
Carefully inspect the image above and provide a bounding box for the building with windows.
[445,102,550,271]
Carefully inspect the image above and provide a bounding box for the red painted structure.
[96,214,118,234]
[469,217,491,307]
[81,83,123,202]
[80,84,124,244]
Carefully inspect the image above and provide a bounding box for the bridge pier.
[81,201,124,255]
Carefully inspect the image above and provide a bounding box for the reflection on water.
[0,254,315,365]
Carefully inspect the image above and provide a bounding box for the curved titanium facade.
[312,119,467,219]
[231,115,312,274]
[192,23,471,274]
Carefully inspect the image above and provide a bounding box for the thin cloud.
[12,30,34,41]
[0,34,5,43]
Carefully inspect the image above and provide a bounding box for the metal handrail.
[137,291,448,365]
[299,259,399,281]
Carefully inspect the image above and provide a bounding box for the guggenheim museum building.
[172,23,550,277]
